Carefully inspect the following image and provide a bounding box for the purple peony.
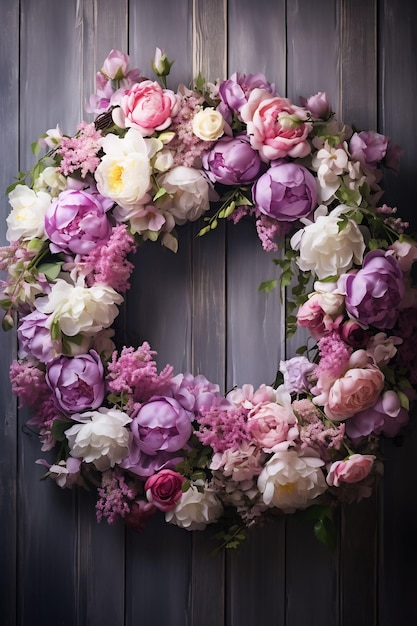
[349,130,388,169]
[252,161,317,221]
[45,188,113,254]
[346,390,409,440]
[120,395,193,478]
[202,134,263,185]
[217,71,275,122]
[46,350,105,414]
[279,356,316,394]
[18,310,56,363]
[169,372,231,412]
[344,250,404,329]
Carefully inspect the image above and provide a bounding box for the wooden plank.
[74,3,128,624]
[338,2,379,625]
[377,2,417,624]
[225,2,287,624]
[0,3,19,624]
[124,4,195,625]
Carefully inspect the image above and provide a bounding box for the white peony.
[94,128,156,208]
[35,278,123,336]
[157,166,212,224]
[290,204,365,279]
[165,481,223,530]
[257,448,327,513]
[65,407,132,471]
[6,184,52,241]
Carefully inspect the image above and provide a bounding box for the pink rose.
[247,402,299,451]
[113,80,180,135]
[316,350,385,421]
[241,90,312,161]
[297,292,344,340]
[326,454,376,487]
[145,469,185,512]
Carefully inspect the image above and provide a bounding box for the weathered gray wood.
[0,3,19,624]
[378,2,417,624]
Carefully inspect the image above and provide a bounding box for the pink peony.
[247,402,299,452]
[112,80,180,135]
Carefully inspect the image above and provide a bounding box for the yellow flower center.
[278,482,296,495]
[108,164,124,192]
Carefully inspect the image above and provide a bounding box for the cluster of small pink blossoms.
[106,342,174,407]
[293,399,346,461]
[196,405,251,452]
[96,469,138,524]
[229,205,292,252]
[315,331,352,380]
[57,122,103,178]
[376,204,409,234]
[80,224,137,292]
[168,95,215,167]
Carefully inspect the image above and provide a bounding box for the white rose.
[94,128,153,208]
[192,107,225,141]
[257,448,327,513]
[290,204,365,279]
[6,184,52,241]
[165,481,223,530]
[65,408,132,471]
[35,278,123,336]
[157,166,212,224]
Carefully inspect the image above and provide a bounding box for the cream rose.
[192,107,225,141]
[35,278,123,336]
[6,184,52,242]
[290,205,365,279]
[65,407,132,471]
[165,481,223,530]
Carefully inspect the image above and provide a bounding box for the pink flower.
[326,454,376,487]
[346,390,410,440]
[389,240,417,272]
[314,350,385,421]
[101,49,130,80]
[241,90,312,162]
[247,401,299,452]
[299,91,331,119]
[112,80,180,135]
[145,469,185,511]
[296,291,344,340]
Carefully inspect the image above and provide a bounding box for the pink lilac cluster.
[1,47,416,546]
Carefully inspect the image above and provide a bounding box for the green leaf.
[37,261,63,281]
[397,390,410,410]
[153,186,168,201]
[50,318,61,341]
[50,418,74,442]
[314,517,337,550]
[258,279,277,293]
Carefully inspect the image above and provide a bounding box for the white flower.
[33,166,66,197]
[257,448,327,513]
[311,141,349,202]
[210,442,265,482]
[290,204,365,279]
[94,128,154,208]
[65,408,132,471]
[366,332,402,366]
[192,107,225,141]
[35,278,123,336]
[165,481,223,530]
[157,166,212,224]
[6,184,52,241]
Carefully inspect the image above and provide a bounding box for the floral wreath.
[2,48,417,549]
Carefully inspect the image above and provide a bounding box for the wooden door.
[1,1,416,624]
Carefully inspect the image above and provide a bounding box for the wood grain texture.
[1,1,417,624]
[0,4,19,625]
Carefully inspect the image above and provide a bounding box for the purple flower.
[344,250,404,329]
[18,310,56,363]
[299,91,331,120]
[169,372,231,412]
[252,161,317,221]
[217,72,275,122]
[346,390,409,440]
[349,130,388,169]
[46,350,105,414]
[45,188,113,255]
[202,134,263,185]
[120,395,193,478]
[279,356,316,394]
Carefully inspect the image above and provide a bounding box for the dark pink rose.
[145,469,185,511]
[340,320,370,348]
